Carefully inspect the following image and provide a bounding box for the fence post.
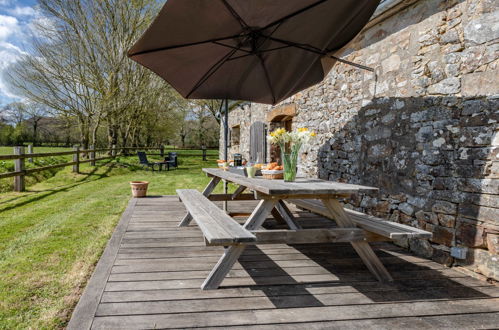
[160,145,164,157]
[112,145,117,157]
[73,146,80,173]
[27,144,33,163]
[90,145,96,166]
[14,146,25,192]
[202,145,207,161]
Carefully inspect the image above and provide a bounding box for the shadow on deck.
[68,196,499,329]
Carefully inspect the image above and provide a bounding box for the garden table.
[179,168,393,289]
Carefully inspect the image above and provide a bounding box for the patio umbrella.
[129,0,380,210]
[128,0,380,105]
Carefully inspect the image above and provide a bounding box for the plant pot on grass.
[130,181,149,198]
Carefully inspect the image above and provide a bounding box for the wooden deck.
[69,196,499,329]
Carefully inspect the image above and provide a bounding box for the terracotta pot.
[130,181,149,198]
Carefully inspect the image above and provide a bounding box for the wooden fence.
[0,145,216,192]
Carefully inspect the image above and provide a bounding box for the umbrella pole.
[223,99,229,212]
[223,98,229,161]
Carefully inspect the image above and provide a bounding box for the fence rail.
[1,145,217,192]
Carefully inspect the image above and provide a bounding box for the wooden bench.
[176,189,256,246]
[289,199,432,240]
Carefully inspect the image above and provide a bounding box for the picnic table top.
[203,168,378,197]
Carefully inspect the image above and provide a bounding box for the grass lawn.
[0,147,216,193]
[0,151,221,329]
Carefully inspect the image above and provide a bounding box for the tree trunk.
[180,133,186,148]
[65,121,71,147]
[91,115,102,147]
[32,120,38,146]
[107,121,119,153]
[76,115,90,153]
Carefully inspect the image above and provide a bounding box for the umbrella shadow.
[227,209,490,308]
[233,242,490,308]
[290,242,491,302]
[237,245,326,308]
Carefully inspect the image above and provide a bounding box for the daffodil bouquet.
[268,127,316,151]
[267,127,316,181]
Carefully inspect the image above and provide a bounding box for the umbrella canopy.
[128,0,380,105]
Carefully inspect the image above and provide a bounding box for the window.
[231,125,240,146]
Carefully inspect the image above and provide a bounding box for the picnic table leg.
[321,198,393,282]
[271,208,287,226]
[276,200,301,230]
[201,199,276,290]
[231,185,246,200]
[178,176,221,227]
[201,245,245,290]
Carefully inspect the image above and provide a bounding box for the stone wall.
[222,0,498,280]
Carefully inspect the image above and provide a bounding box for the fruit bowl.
[261,169,284,180]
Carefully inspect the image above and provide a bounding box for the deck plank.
[91,298,499,329]
[68,196,499,330]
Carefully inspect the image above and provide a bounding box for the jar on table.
[233,153,243,167]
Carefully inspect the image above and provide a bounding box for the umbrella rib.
[265,36,374,72]
[328,55,374,72]
[226,45,293,62]
[267,35,323,53]
[260,0,328,31]
[221,0,250,29]
[213,41,251,53]
[226,22,285,62]
[256,53,276,104]
[128,34,242,57]
[185,47,239,99]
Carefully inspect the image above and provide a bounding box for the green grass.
[0,153,221,329]
[0,147,219,193]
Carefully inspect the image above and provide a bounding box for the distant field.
[0,146,72,155]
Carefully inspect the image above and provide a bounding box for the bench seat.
[177,189,256,246]
[289,199,432,240]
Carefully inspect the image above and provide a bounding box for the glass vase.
[281,151,298,182]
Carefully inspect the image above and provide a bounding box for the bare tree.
[5,0,225,150]
[23,103,48,146]
[6,0,186,149]
[1,102,27,126]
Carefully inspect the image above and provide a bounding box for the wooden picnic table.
[178,168,394,289]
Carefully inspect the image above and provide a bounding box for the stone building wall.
[222,0,498,280]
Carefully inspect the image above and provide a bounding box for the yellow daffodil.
[275,128,286,135]
[267,127,316,150]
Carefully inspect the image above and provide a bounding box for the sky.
[0,0,38,106]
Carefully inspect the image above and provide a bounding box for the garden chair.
[164,152,178,170]
[137,151,167,171]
